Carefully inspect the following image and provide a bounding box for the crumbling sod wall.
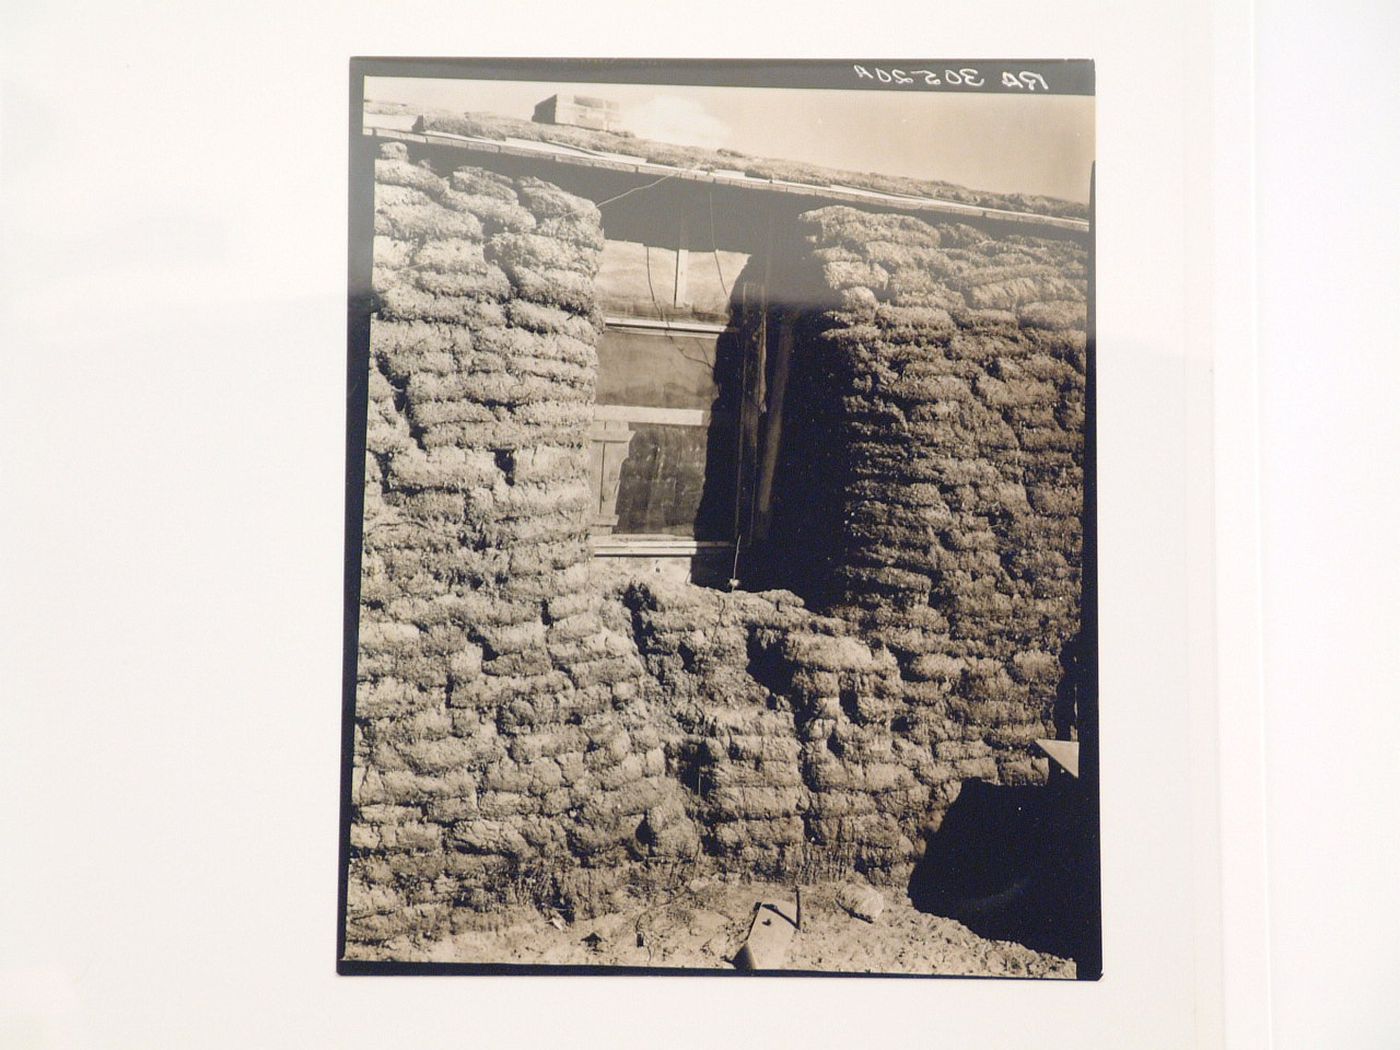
[350,144,698,946]
[781,206,1088,788]
[345,145,1087,958]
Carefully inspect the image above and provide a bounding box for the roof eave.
[363,126,1091,235]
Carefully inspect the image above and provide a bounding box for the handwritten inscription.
[852,65,1050,92]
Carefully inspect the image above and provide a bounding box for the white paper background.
[1256,2,1400,1048]
[1,2,1282,1047]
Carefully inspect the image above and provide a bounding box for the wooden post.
[731,214,776,570]
[733,281,766,559]
[754,312,795,541]
[672,213,689,310]
[587,418,635,534]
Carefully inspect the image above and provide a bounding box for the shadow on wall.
[689,288,748,577]
[692,234,843,599]
[752,303,847,602]
[1054,630,1089,740]
[907,776,1099,966]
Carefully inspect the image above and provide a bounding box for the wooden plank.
[733,899,799,971]
[732,218,774,557]
[591,536,733,556]
[592,404,710,427]
[366,128,428,144]
[1035,738,1080,778]
[753,312,796,541]
[604,315,729,335]
[585,419,636,534]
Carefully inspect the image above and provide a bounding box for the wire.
[670,336,716,372]
[596,171,682,209]
[641,245,714,371]
[643,243,669,330]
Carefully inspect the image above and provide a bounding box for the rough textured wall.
[348,145,695,950]
[611,574,921,880]
[787,205,1087,784]
[345,150,1088,957]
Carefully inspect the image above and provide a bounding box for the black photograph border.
[338,57,1098,979]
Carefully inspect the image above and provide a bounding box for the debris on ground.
[404,879,1075,977]
[837,884,887,924]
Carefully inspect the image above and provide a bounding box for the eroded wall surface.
[345,146,1087,958]
[350,145,694,946]
[787,206,1088,792]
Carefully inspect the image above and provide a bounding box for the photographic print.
[340,58,1097,978]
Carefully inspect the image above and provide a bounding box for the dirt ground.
[408,879,1076,978]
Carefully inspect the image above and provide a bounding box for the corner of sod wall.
[350,145,698,948]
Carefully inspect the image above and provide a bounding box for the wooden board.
[733,899,799,971]
[1035,738,1080,778]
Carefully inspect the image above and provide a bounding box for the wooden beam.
[592,404,711,427]
[753,312,796,541]
[590,536,733,556]
[603,315,728,335]
[586,418,635,534]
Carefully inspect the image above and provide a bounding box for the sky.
[366,76,1095,204]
